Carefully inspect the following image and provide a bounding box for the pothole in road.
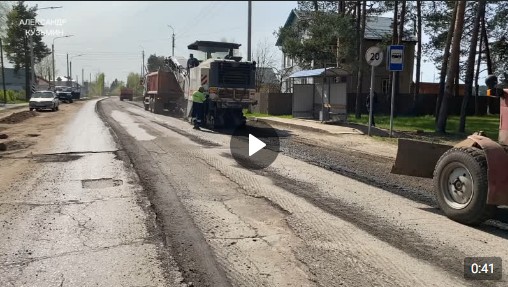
[26,133,40,137]
[0,140,33,152]
[82,178,123,189]
[34,154,83,162]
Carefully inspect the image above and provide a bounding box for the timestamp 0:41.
[464,257,502,281]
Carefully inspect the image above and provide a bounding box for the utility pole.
[82,68,84,86]
[52,35,74,88]
[0,38,6,105]
[24,36,30,102]
[142,50,145,76]
[247,1,252,61]
[29,32,35,100]
[69,54,84,87]
[66,53,69,79]
[52,43,55,87]
[167,25,175,57]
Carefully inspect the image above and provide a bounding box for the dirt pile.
[0,111,39,124]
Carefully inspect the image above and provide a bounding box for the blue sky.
[14,1,441,85]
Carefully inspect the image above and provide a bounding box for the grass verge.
[347,114,499,141]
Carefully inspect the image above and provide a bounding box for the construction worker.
[192,87,206,130]
[187,54,199,72]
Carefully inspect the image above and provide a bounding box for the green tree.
[126,72,142,96]
[110,78,119,91]
[96,73,106,97]
[459,0,485,133]
[4,2,50,70]
[276,10,357,70]
[4,1,51,100]
[147,54,165,72]
[0,2,13,38]
[436,0,466,133]
[488,1,508,73]
[354,0,366,119]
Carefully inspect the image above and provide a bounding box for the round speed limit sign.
[365,46,383,66]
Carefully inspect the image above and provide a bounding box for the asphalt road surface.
[1,98,507,286]
[98,98,507,286]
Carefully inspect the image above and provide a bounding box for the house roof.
[289,67,349,78]
[276,9,417,46]
[364,17,417,41]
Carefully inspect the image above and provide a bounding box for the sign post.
[387,45,404,137]
[365,46,383,136]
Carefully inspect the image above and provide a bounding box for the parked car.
[55,86,74,103]
[71,86,81,100]
[29,91,59,112]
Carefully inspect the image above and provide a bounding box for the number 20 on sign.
[365,46,383,67]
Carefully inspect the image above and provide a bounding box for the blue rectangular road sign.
[388,45,404,71]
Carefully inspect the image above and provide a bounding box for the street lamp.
[37,6,63,10]
[167,25,175,56]
[69,54,85,84]
[139,45,145,76]
[52,35,74,86]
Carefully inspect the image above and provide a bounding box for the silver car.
[29,91,60,112]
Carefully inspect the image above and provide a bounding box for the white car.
[29,91,60,112]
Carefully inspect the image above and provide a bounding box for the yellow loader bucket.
[391,139,452,178]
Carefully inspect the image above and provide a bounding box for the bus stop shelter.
[289,67,349,121]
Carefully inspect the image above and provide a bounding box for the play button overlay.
[249,134,266,156]
[230,121,280,170]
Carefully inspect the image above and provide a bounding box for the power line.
[179,1,219,35]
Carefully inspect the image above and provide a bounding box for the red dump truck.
[120,87,133,101]
[142,70,184,114]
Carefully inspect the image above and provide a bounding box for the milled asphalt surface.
[0,99,182,286]
[101,98,508,286]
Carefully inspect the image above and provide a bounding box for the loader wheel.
[433,147,496,225]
